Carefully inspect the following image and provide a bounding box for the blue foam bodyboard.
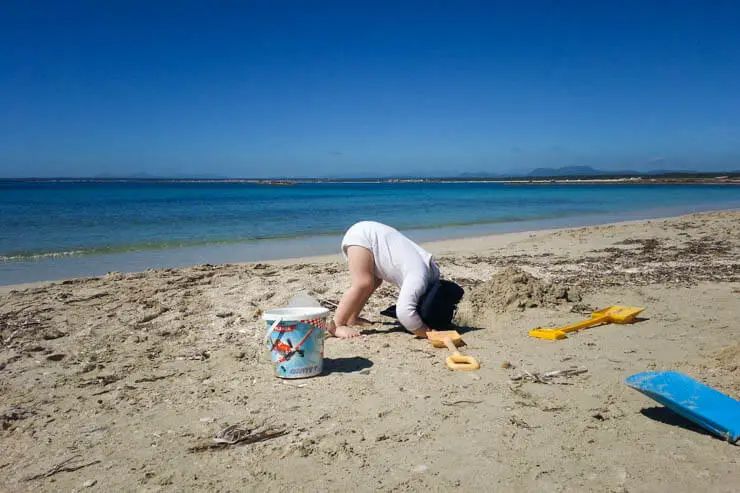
[626,371,740,443]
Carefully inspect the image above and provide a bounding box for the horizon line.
[2,170,740,182]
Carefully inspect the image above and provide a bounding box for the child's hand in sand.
[412,326,430,339]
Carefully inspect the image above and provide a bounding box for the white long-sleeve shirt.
[341,221,439,331]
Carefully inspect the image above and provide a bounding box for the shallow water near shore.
[1,180,739,284]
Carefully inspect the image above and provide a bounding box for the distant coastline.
[4,164,740,185]
[2,173,739,185]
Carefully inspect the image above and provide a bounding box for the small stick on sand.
[509,416,540,429]
[134,372,180,383]
[510,367,588,384]
[188,423,287,453]
[441,400,483,406]
[2,329,20,346]
[24,455,101,481]
[543,367,588,378]
[90,388,115,396]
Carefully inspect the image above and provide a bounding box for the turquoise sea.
[1,180,738,285]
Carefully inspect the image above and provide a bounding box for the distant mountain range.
[448,166,739,179]
[525,166,706,177]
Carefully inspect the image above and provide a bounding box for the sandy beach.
[1,210,738,492]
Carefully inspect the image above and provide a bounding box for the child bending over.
[328,221,440,339]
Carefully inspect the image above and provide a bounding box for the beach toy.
[529,305,644,340]
[427,330,480,371]
[626,371,740,444]
[263,307,329,379]
[427,330,463,348]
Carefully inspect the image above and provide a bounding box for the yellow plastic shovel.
[427,330,480,371]
[427,330,463,348]
[529,305,644,340]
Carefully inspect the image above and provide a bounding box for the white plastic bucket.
[263,307,329,378]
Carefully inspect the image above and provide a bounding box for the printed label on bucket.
[266,317,325,378]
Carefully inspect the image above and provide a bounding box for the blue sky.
[1,1,739,178]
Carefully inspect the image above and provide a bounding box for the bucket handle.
[263,317,282,346]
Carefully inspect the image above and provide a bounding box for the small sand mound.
[702,344,740,399]
[467,267,581,315]
[713,344,740,373]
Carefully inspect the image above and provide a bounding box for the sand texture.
[1,210,739,492]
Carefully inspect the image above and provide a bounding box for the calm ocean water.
[1,181,738,285]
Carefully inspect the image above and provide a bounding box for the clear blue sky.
[1,1,739,178]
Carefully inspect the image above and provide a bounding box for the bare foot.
[332,325,362,339]
[349,317,373,327]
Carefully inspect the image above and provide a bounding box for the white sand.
[1,211,738,492]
